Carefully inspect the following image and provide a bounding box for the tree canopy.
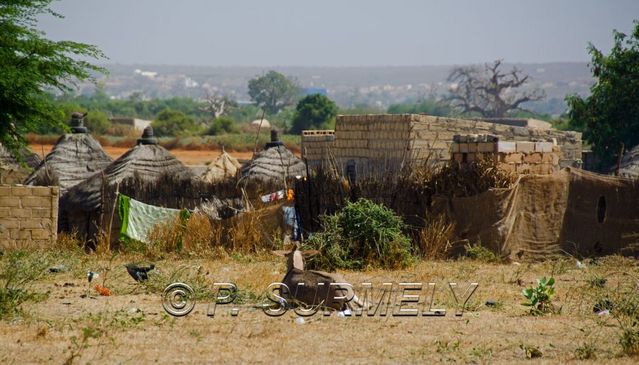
[566,21,639,169]
[248,70,301,115]
[447,59,544,118]
[0,0,106,156]
[291,94,338,133]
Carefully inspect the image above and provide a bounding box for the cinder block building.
[451,134,561,175]
[301,114,582,178]
[0,185,59,248]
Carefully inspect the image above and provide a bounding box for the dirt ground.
[1,251,638,364]
[29,144,256,166]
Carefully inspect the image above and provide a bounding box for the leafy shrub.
[206,116,239,135]
[152,108,202,137]
[522,276,556,315]
[304,198,414,270]
[464,243,501,263]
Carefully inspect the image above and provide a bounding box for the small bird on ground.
[87,271,99,283]
[125,263,155,282]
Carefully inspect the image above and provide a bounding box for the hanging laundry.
[118,194,190,244]
[260,189,286,203]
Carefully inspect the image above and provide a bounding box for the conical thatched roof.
[240,131,306,184]
[617,144,639,178]
[201,150,241,183]
[0,144,41,169]
[63,127,194,212]
[25,131,112,192]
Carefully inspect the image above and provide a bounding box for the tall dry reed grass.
[140,206,283,259]
[417,214,455,259]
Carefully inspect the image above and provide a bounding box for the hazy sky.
[39,0,639,66]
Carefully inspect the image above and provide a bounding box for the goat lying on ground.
[272,246,365,311]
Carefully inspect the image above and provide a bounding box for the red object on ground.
[95,284,111,296]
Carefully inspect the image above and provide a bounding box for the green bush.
[152,108,202,137]
[464,243,501,263]
[206,116,239,135]
[304,199,414,270]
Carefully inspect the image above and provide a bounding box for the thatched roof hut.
[0,144,41,184]
[0,144,41,169]
[25,113,112,192]
[201,149,241,183]
[617,144,639,178]
[63,126,194,213]
[240,130,306,184]
[61,126,195,242]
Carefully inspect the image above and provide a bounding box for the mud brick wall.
[0,185,59,248]
[451,140,561,175]
[301,114,582,178]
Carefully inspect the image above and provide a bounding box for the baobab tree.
[200,92,237,120]
[447,59,545,118]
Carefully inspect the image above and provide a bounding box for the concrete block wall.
[451,138,560,175]
[301,114,582,178]
[0,185,59,248]
[333,114,413,177]
[301,130,336,170]
[408,115,581,168]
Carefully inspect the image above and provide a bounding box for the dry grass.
[143,216,188,259]
[181,213,225,257]
[104,124,139,138]
[417,214,455,259]
[421,158,517,198]
[224,206,282,253]
[94,232,112,257]
[1,246,639,363]
[54,231,84,252]
[135,206,283,259]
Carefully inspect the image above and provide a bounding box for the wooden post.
[107,182,120,244]
[615,142,625,176]
[252,109,266,157]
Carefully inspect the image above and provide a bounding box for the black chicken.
[125,263,155,282]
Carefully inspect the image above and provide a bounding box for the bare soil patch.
[1,252,638,364]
